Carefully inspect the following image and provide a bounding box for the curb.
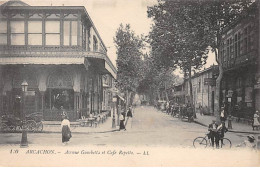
[0,129,119,134]
[194,120,260,135]
[43,129,119,134]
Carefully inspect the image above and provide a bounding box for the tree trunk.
[157,90,161,101]
[165,82,169,102]
[214,49,223,122]
[149,86,154,105]
[188,62,195,118]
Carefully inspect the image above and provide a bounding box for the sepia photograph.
[0,0,259,167]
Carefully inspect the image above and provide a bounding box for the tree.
[148,0,210,116]
[114,24,144,108]
[148,0,254,119]
[137,53,177,105]
[200,0,255,119]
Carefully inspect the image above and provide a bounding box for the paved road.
[0,106,251,147]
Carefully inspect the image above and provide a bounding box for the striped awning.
[0,50,117,78]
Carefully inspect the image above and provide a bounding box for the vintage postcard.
[0,0,260,167]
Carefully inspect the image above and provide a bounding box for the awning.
[0,50,117,78]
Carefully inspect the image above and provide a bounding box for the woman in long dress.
[253,111,260,127]
[61,115,71,144]
[119,113,126,131]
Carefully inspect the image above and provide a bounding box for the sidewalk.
[41,117,118,134]
[194,114,260,134]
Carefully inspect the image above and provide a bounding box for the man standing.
[208,120,218,148]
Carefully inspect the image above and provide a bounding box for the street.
[0,106,251,148]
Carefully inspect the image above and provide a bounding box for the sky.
[17,0,216,75]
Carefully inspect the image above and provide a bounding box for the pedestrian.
[208,120,218,148]
[119,112,126,131]
[166,101,169,114]
[61,115,71,145]
[199,105,203,116]
[60,106,67,121]
[126,106,133,118]
[216,121,228,147]
[125,106,133,127]
[253,110,260,130]
[220,107,226,122]
[227,115,232,129]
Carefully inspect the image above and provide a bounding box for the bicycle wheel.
[193,137,208,148]
[25,120,37,132]
[220,138,232,149]
[36,122,43,132]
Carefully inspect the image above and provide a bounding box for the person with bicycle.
[216,121,228,148]
[208,120,218,148]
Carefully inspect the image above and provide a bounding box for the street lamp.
[20,80,28,148]
[112,95,117,128]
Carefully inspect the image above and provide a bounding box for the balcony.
[0,46,117,78]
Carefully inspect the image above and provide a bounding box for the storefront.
[0,0,117,121]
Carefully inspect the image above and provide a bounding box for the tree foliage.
[148,0,210,73]
[114,24,144,93]
[137,53,177,103]
[147,0,254,116]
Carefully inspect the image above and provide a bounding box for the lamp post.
[20,80,28,148]
[112,96,117,128]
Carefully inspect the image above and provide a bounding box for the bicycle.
[193,133,232,149]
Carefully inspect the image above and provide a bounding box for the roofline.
[81,7,108,52]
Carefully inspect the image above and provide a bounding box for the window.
[230,38,233,58]
[93,36,98,51]
[234,34,238,58]
[45,21,60,45]
[238,32,241,55]
[236,77,242,88]
[0,20,7,45]
[28,21,42,45]
[10,21,25,45]
[223,41,226,62]
[63,21,78,46]
[244,27,250,54]
[227,39,230,60]
[220,42,225,63]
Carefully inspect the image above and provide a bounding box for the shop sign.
[204,78,216,86]
[25,91,35,96]
[254,84,260,89]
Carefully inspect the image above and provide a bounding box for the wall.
[184,68,215,114]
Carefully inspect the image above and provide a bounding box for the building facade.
[167,66,218,115]
[219,1,259,119]
[183,66,218,115]
[102,74,114,111]
[0,0,117,121]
